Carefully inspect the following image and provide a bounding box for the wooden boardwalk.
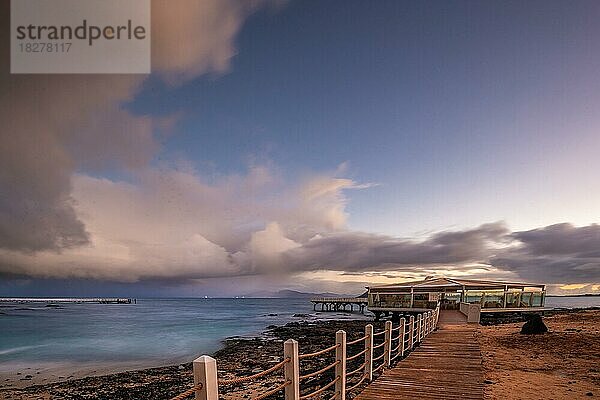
[356,310,484,400]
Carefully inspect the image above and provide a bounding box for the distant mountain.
[245,289,351,299]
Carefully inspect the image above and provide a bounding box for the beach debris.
[520,314,548,334]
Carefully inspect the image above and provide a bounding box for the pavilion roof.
[367,277,545,292]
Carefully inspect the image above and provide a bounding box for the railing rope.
[334,330,346,400]
[284,339,300,400]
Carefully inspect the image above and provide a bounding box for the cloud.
[491,223,600,284]
[0,0,273,253]
[2,163,599,290]
[283,222,510,272]
[0,165,365,281]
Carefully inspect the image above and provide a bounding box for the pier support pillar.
[193,355,219,400]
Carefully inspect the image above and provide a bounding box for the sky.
[1,0,600,297]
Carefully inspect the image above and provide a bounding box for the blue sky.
[131,0,600,235]
[2,0,600,296]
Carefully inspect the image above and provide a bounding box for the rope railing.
[169,383,203,400]
[346,374,367,392]
[347,334,369,346]
[172,304,440,400]
[300,375,340,399]
[299,360,339,381]
[347,362,366,377]
[218,358,290,386]
[372,341,386,350]
[346,347,368,362]
[252,380,291,400]
[298,343,339,360]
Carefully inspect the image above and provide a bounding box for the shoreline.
[1,307,599,399]
[1,315,377,400]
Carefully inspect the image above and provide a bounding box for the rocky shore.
[0,319,384,400]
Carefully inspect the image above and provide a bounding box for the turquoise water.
[0,298,364,376]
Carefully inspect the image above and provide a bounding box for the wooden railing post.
[409,316,415,349]
[193,355,219,400]
[384,320,392,367]
[284,339,300,400]
[364,324,373,382]
[425,312,430,336]
[427,311,433,335]
[399,317,406,357]
[417,314,422,343]
[335,330,347,400]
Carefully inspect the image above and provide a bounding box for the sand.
[478,309,600,399]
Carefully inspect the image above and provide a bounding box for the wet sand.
[478,309,600,399]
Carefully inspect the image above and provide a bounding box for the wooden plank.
[355,310,484,400]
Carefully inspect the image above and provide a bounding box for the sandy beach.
[479,309,600,399]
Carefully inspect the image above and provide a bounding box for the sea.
[0,298,366,380]
[0,296,598,380]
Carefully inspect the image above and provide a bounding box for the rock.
[586,393,593,397]
[178,365,185,370]
[520,314,548,335]
[484,380,494,384]
[293,313,310,318]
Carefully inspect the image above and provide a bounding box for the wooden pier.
[356,310,483,400]
[310,297,368,313]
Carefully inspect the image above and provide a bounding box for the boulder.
[520,314,548,334]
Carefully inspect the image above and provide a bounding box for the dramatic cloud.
[0,0,272,252]
[0,163,367,280]
[491,223,600,284]
[282,222,509,272]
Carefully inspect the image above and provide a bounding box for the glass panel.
[465,291,483,304]
[531,292,543,307]
[505,292,520,307]
[482,292,504,308]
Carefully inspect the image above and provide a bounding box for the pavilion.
[367,277,546,319]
